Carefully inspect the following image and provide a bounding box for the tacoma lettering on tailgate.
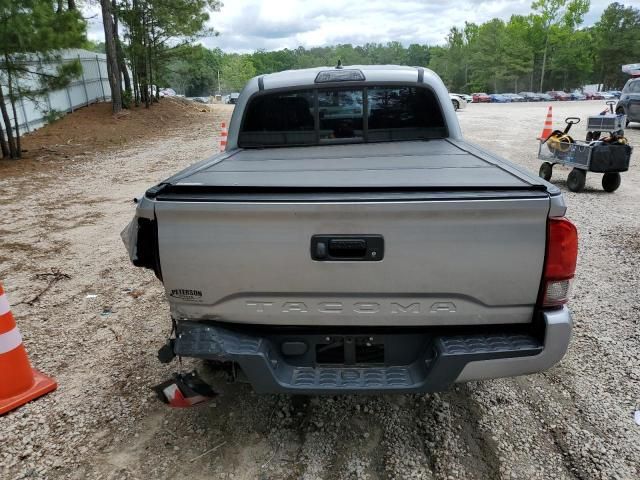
[245,301,456,314]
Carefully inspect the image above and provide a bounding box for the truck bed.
[162,140,554,192]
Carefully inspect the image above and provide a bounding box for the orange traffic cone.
[0,282,57,415]
[538,106,554,140]
[220,122,228,151]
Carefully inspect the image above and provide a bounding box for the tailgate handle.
[311,235,384,261]
[329,239,366,257]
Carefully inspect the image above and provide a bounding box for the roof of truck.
[255,65,427,91]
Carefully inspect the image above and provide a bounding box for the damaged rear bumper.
[170,307,571,394]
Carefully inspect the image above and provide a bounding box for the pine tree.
[0,0,86,159]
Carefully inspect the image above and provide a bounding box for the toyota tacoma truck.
[123,65,578,394]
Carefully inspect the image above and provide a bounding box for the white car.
[450,94,467,111]
[452,93,472,103]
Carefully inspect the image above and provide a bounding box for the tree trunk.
[119,51,132,96]
[148,41,154,104]
[5,58,21,157]
[68,0,76,10]
[539,33,549,92]
[0,116,9,158]
[100,0,122,113]
[131,57,140,106]
[8,95,20,158]
[464,63,468,90]
[0,85,17,158]
[112,0,132,96]
[57,0,64,13]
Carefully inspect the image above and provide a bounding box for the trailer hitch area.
[158,339,176,364]
[152,370,217,408]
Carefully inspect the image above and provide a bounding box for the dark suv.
[617,78,640,125]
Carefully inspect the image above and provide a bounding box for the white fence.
[1,49,111,134]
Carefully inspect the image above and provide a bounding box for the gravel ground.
[1,101,639,480]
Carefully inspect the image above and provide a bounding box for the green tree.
[159,44,223,95]
[592,2,640,89]
[118,0,221,107]
[406,44,431,67]
[470,19,508,92]
[504,16,535,92]
[0,0,85,158]
[221,55,256,92]
[547,27,592,90]
[531,0,590,91]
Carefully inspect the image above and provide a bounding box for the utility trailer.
[538,107,632,193]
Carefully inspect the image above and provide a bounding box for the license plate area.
[315,336,385,365]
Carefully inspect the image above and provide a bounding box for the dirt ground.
[0,100,639,480]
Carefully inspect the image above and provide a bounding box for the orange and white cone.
[220,122,228,151]
[538,106,554,141]
[0,282,57,415]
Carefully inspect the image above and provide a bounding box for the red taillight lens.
[541,218,578,307]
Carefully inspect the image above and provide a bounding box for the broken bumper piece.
[153,370,217,407]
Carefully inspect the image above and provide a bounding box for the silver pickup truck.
[123,65,578,394]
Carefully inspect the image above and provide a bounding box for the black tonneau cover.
[158,140,554,193]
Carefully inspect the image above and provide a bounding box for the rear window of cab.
[238,86,447,148]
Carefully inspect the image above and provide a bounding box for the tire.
[616,108,630,127]
[539,162,553,181]
[602,172,621,192]
[452,99,459,111]
[567,168,586,192]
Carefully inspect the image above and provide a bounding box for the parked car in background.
[616,77,640,126]
[600,92,616,100]
[489,94,511,103]
[537,93,554,101]
[472,92,491,103]
[228,92,240,104]
[503,93,525,102]
[570,92,586,101]
[452,93,472,103]
[449,94,467,111]
[585,91,604,100]
[546,91,570,101]
[519,92,541,102]
[160,88,177,97]
[607,90,622,99]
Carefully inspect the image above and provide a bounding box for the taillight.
[540,218,578,307]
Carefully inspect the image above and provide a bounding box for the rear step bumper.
[172,307,571,394]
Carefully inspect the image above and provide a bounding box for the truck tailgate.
[155,194,549,326]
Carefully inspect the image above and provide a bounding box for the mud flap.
[152,370,217,408]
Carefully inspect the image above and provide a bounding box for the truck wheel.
[452,99,459,111]
[539,162,553,181]
[567,168,586,192]
[602,172,621,192]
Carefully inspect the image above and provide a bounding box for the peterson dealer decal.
[169,288,203,302]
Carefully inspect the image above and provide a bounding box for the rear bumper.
[171,307,571,394]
